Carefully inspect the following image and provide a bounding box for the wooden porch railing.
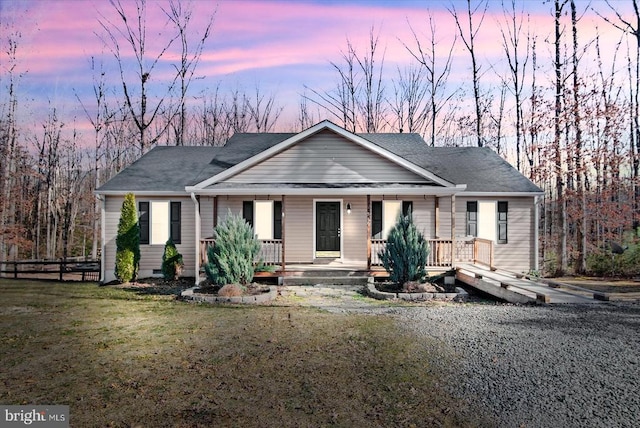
[370,237,492,269]
[473,237,494,268]
[200,238,282,266]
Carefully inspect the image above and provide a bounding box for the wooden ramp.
[456,264,607,304]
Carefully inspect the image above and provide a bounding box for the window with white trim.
[371,200,413,239]
[242,200,282,240]
[138,201,181,245]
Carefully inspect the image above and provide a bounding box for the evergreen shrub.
[378,210,429,287]
[161,238,184,280]
[115,193,140,283]
[204,210,261,286]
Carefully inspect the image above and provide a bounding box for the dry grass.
[0,279,487,427]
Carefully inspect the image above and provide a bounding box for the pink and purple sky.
[1,0,635,140]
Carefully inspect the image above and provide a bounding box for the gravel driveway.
[280,286,639,427]
[393,301,640,428]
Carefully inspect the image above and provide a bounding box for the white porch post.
[451,194,456,267]
[534,195,540,272]
[191,193,201,285]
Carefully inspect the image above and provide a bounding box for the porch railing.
[371,237,492,269]
[473,238,494,268]
[200,238,282,267]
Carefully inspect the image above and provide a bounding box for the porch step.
[282,275,370,286]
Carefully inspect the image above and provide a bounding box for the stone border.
[181,285,278,304]
[364,282,468,302]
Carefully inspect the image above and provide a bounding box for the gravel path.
[393,301,640,428]
[279,286,640,427]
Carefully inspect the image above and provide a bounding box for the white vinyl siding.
[224,130,428,184]
[456,196,535,272]
[103,195,195,283]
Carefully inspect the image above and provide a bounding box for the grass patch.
[0,279,488,427]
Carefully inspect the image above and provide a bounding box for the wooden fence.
[0,259,101,281]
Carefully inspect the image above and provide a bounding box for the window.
[242,200,282,240]
[497,201,508,244]
[138,201,181,245]
[466,201,478,237]
[371,200,412,239]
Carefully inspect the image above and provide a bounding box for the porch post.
[434,197,440,238]
[451,195,456,267]
[366,194,371,269]
[281,195,286,271]
[213,196,218,228]
[191,193,201,285]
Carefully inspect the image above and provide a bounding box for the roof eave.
[460,191,545,197]
[95,190,190,196]
[186,184,467,196]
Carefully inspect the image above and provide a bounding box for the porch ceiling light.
[346,203,351,214]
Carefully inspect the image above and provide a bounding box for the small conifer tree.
[115,193,140,283]
[204,210,261,286]
[161,238,184,280]
[378,210,429,287]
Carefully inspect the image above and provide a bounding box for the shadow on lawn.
[104,277,195,297]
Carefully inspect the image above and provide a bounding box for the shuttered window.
[371,200,411,239]
[466,201,478,237]
[497,201,508,244]
[371,201,383,238]
[139,202,149,244]
[402,201,413,217]
[170,202,181,244]
[138,201,181,245]
[242,201,254,228]
[273,201,282,240]
[242,200,282,240]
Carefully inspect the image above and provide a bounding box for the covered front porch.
[199,236,495,277]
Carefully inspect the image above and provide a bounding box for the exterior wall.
[201,194,440,265]
[456,196,535,273]
[225,129,428,184]
[369,196,436,239]
[103,195,196,283]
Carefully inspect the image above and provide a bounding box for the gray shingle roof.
[97,130,542,194]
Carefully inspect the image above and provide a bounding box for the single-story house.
[96,120,544,284]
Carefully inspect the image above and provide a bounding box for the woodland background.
[1,0,638,276]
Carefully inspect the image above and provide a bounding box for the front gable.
[190,120,454,191]
[226,129,428,184]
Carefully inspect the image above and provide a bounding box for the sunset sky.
[1,0,635,140]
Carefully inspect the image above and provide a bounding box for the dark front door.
[316,202,340,254]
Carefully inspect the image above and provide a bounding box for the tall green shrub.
[161,238,183,280]
[204,210,261,286]
[378,210,429,287]
[115,193,140,283]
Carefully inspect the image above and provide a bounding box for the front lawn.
[0,279,485,427]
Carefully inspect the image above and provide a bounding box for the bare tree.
[404,14,457,146]
[553,0,569,276]
[499,0,530,171]
[98,0,179,154]
[246,85,283,132]
[450,0,488,147]
[163,0,215,146]
[595,0,640,233]
[355,27,386,132]
[75,56,118,260]
[305,39,359,132]
[0,28,24,260]
[388,64,428,134]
